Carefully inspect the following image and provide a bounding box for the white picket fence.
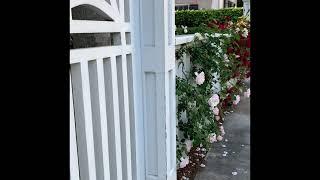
[70,1,134,180]
[70,1,183,180]
[175,34,194,79]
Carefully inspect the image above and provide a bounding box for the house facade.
[175,0,238,10]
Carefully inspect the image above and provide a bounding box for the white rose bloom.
[235,28,240,33]
[211,43,217,47]
[242,28,248,37]
[185,140,193,152]
[224,54,229,62]
[211,33,221,38]
[194,33,204,40]
[181,25,188,33]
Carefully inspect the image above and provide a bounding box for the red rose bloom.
[246,38,251,48]
[227,47,234,54]
[235,49,241,55]
[219,24,227,30]
[244,50,250,57]
[227,87,234,93]
[246,71,250,78]
[239,39,247,47]
[243,59,250,67]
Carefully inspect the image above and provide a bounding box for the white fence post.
[139,0,176,179]
[242,0,250,19]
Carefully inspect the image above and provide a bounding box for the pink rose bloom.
[217,135,223,141]
[209,133,217,143]
[194,71,205,85]
[215,116,220,121]
[212,107,219,115]
[185,140,193,152]
[220,126,225,136]
[180,156,189,168]
[244,88,250,98]
[233,95,240,105]
[221,130,225,136]
[208,94,220,107]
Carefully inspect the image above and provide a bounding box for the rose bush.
[176,15,250,167]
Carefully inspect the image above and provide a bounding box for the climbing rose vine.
[176,15,250,168]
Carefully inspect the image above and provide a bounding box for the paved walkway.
[195,89,250,180]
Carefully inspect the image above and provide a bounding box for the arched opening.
[72,4,114,21]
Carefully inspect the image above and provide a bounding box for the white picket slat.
[70,77,80,180]
[117,54,133,180]
[110,56,123,180]
[96,58,111,180]
[80,61,97,180]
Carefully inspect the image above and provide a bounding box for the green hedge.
[175,8,243,27]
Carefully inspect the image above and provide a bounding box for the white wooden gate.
[70,0,136,180]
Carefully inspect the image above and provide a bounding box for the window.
[175,4,199,11]
[224,0,236,8]
[189,4,199,10]
[237,0,243,7]
[175,5,189,11]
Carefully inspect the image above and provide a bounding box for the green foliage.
[175,8,243,28]
[176,16,250,165]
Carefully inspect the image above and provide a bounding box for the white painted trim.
[70,20,130,33]
[130,0,146,179]
[70,46,132,64]
[71,0,121,22]
[175,34,195,45]
[119,0,125,21]
[110,0,120,13]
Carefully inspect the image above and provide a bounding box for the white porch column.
[139,0,176,180]
[242,0,251,19]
